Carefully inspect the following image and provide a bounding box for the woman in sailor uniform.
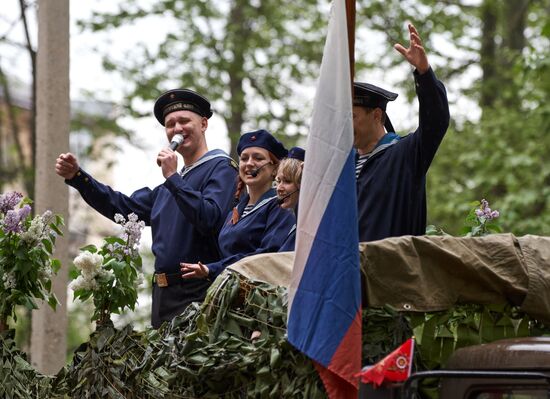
[180,129,295,280]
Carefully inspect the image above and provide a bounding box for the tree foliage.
[80,0,550,235]
[355,0,550,235]
[0,0,129,195]
[78,0,329,157]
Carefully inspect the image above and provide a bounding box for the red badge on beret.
[251,136,256,141]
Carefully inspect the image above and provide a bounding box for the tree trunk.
[31,0,70,375]
[0,63,27,177]
[19,0,37,198]
[501,0,530,108]
[503,0,529,52]
[479,0,498,111]
[225,0,247,160]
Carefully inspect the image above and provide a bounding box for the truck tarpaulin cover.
[228,234,550,323]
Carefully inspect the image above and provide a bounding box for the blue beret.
[237,129,288,160]
[153,89,213,126]
[288,146,305,161]
[353,82,398,110]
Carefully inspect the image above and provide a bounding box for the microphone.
[277,189,299,205]
[157,134,184,166]
[169,134,184,151]
[250,162,271,177]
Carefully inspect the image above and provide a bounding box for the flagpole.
[345,0,355,85]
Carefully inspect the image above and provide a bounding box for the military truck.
[3,233,546,397]
[360,336,550,398]
[230,233,550,398]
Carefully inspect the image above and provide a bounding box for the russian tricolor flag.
[287,1,362,398]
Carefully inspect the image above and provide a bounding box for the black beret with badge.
[353,82,399,132]
[153,89,213,126]
[237,129,288,160]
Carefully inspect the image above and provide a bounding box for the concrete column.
[31,0,70,374]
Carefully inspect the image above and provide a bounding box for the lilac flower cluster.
[70,214,145,322]
[0,191,33,234]
[1,204,31,234]
[38,261,53,282]
[21,210,53,244]
[2,272,17,290]
[0,191,23,214]
[475,199,500,221]
[114,213,145,255]
[106,242,126,261]
[69,251,104,291]
[1,192,61,320]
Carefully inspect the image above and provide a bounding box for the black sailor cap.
[353,82,398,111]
[153,89,213,126]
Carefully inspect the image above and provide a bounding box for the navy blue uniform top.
[356,67,450,242]
[278,223,296,252]
[207,188,296,278]
[65,149,238,274]
[279,202,299,252]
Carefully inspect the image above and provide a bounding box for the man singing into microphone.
[55,89,238,328]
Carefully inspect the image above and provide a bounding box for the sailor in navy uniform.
[180,129,295,280]
[354,24,450,242]
[276,146,305,252]
[55,88,238,328]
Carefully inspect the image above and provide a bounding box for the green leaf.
[103,237,126,246]
[50,223,63,236]
[51,258,61,273]
[55,214,65,226]
[79,245,98,253]
[48,294,58,310]
[41,239,53,254]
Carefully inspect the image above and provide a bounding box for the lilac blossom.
[2,209,23,233]
[21,216,46,244]
[69,275,98,291]
[106,242,125,261]
[42,210,53,223]
[114,213,145,254]
[0,192,23,215]
[2,272,17,290]
[19,204,31,220]
[74,251,104,279]
[1,204,32,234]
[475,199,500,221]
[97,268,115,283]
[38,263,53,282]
[21,209,53,244]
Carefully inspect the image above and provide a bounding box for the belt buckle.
[156,273,168,288]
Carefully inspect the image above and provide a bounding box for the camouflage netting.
[2,234,550,398]
[0,330,55,398]
[45,271,325,398]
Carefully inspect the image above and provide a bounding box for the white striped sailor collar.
[358,132,401,162]
[179,149,233,177]
[235,188,277,222]
[287,224,297,236]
